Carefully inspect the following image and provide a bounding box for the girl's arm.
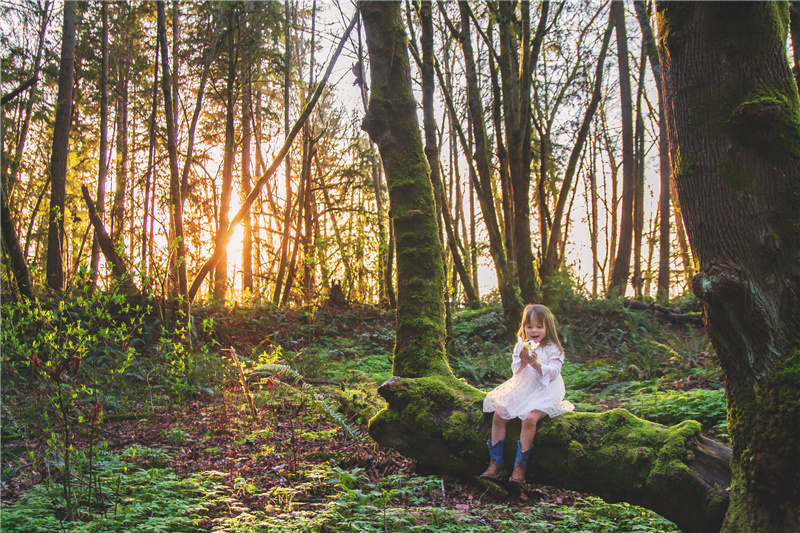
[511,341,525,374]
[531,344,566,386]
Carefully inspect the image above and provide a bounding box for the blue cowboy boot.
[480,439,505,480]
[509,441,533,484]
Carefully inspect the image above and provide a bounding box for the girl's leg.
[520,410,546,450]
[482,412,509,479]
[491,411,508,445]
[509,410,547,484]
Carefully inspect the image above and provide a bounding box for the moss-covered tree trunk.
[360,1,449,379]
[361,3,731,532]
[657,3,800,531]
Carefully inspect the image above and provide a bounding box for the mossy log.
[370,376,731,533]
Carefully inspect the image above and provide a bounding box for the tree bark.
[45,0,77,292]
[658,3,800,531]
[608,0,635,298]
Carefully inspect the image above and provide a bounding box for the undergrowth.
[2,291,721,532]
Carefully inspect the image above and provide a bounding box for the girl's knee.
[492,412,506,423]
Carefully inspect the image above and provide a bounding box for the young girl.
[481,304,574,484]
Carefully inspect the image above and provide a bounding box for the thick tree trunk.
[45,0,77,292]
[361,1,449,379]
[658,3,800,531]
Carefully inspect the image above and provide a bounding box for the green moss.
[672,146,695,178]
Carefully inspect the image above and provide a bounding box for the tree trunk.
[633,42,647,298]
[493,0,542,305]
[112,14,130,249]
[242,72,254,292]
[1,190,35,301]
[361,1,449,379]
[451,3,521,331]
[157,1,188,312]
[141,41,158,285]
[45,0,77,292]
[608,0,635,298]
[273,0,293,305]
[215,4,238,301]
[80,185,137,296]
[658,3,800,530]
[188,11,358,302]
[415,2,479,309]
[634,0,672,303]
[91,2,109,288]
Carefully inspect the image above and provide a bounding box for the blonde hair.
[516,304,563,351]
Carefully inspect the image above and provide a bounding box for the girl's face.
[524,316,546,344]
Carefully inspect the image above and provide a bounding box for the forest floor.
[1,295,720,532]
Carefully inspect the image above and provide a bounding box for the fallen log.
[369,375,730,533]
[624,299,703,326]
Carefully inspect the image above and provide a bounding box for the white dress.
[483,341,575,420]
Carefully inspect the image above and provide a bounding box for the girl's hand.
[520,347,537,364]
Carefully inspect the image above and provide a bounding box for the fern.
[253,363,364,441]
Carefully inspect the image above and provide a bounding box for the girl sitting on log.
[481,304,574,484]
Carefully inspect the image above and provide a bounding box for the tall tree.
[414,1,479,309]
[90,1,109,288]
[607,0,635,298]
[45,0,77,292]
[111,6,131,249]
[214,3,238,301]
[157,0,188,311]
[633,0,672,302]
[361,0,448,378]
[539,6,613,290]
[658,3,800,530]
